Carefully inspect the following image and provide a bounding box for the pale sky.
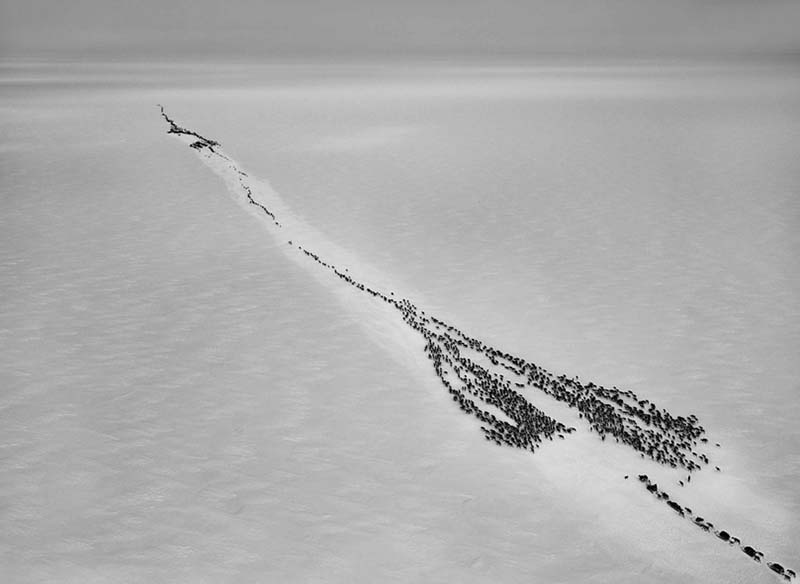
[1,0,799,61]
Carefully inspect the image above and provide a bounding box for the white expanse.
[1,61,798,583]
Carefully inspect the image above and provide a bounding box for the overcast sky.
[1,0,799,61]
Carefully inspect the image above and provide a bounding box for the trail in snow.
[158,105,795,581]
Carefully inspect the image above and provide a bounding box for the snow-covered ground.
[1,62,798,583]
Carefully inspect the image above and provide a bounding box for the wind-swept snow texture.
[159,106,795,582]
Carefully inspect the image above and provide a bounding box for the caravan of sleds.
[160,107,795,581]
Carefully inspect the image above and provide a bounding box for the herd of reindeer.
[159,106,795,581]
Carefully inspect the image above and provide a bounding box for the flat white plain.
[1,62,798,583]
